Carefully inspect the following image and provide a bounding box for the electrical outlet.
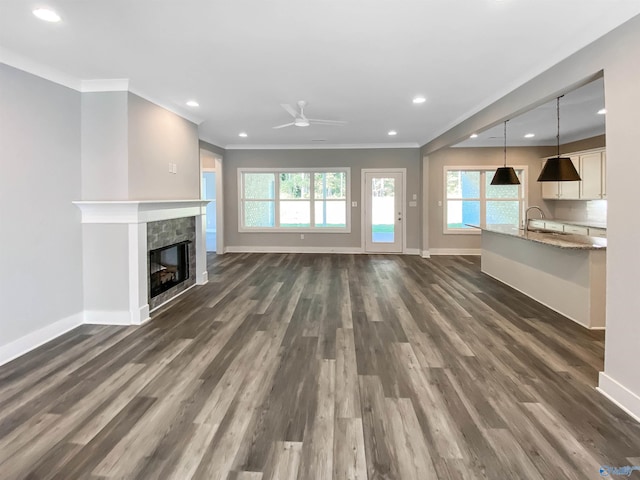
[300,234,305,240]
[352,201,357,207]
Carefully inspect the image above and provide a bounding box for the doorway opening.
[200,148,224,254]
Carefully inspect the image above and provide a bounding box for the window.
[239,168,350,232]
[444,166,526,233]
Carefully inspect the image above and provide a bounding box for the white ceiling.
[454,77,606,147]
[1,1,639,149]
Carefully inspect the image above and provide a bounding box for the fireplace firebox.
[149,241,190,298]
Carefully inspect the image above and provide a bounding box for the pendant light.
[537,96,581,182]
[491,120,520,185]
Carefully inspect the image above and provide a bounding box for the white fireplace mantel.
[74,199,210,326]
[73,199,210,224]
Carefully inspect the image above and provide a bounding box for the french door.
[364,170,404,253]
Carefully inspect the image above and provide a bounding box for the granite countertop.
[468,224,607,250]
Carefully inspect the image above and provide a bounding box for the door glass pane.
[487,201,519,226]
[447,200,480,228]
[371,177,395,243]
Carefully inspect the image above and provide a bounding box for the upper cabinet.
[541,148,606,200]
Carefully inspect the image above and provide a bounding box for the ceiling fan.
[273,101,347,129]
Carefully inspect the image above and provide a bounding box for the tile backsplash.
[553,200,607,225]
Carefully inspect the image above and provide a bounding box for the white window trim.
[443,165,528,235]
[238,167,351,233]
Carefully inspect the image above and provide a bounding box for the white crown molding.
[224,142,420,150]
[0,47,81,90]
[128,87,205,126]
[0,48,201,125]
[80,78,129,92]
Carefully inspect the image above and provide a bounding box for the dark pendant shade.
[491,120,521,185]
[491,167,521,185]
[537,157,581,182]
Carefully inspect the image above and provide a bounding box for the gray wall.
[224,148,421,250]
[128,93,200,200]
[0,64,84,347]
[81,92,129,200]
[421,14,640,412]
[426,146,553,252]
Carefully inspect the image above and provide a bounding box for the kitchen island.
[471,224,606,329]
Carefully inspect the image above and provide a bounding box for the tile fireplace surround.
[73,200,209,325]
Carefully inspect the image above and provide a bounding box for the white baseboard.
[429,248,481,256]
[197,271,209,286]
[225,245,365,254]
[597,372,640,423]
[421,250,431,258]
[84,310,133,326]
[0,312,84,366]
[405,248,420,255]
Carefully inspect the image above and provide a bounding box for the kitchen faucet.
[523,206,545,230]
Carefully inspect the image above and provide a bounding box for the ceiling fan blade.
[280,104,299,118]
[309,119,348,126]
[273,122,295,129]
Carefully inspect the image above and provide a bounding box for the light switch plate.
[352,201,357,207]
[409,201,417,207]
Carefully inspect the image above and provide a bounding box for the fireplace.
[74,200,209,325]
[149,241,190,298]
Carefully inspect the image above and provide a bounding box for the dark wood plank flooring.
[1,253,639,479]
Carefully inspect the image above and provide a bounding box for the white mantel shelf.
[74,199,210,326]
[73,199,210,224]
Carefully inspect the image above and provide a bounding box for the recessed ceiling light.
[388,130,397,136]
[524,133,535,138]
[597,108,607,115]
[186,100,199,107]
[238,132,248,138]
[470,133,478,139]
[33,8,61,22]
[412,96,426,104]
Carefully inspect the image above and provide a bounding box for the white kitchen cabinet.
[540,156,581,199]
[544,221,565,232]
[580,152,604,199]
[564,224,589,235]
[540,148,606,200]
